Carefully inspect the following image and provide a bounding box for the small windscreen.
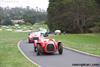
[33,37,39,40]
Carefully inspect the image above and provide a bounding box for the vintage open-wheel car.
[35,38,63,56]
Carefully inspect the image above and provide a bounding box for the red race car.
[28,32,43,52]
[28,32,42,43]
[36,38,63,55]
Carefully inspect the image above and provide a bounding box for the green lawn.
[0,31,37,67]
[0,31,100,67]
[54,34,100,55]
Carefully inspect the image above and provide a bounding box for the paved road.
[19,40,100,67]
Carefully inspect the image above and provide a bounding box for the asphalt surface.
[19,40,100,67]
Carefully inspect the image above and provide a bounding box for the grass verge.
[54,34,100,55]
[0,31,37,67]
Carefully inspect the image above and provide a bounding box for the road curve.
[18,40,100,67]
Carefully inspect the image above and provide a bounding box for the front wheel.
[58,43,63,55]
[28,40,31,43]
[34,47,37,52]
[28,39,33,43]
[37,44,42,56]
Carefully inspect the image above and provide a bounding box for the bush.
[1,18,13,25]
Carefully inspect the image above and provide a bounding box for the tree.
[47,0,100,33]
[1,17,13,25]
[95,0,100,4]
[0,7,47,25]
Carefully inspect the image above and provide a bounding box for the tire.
[58,43,63,55]
[28,40,32,43]
[34,47,37,52]
[37,44,41,56]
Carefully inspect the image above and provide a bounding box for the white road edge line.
[17,40,41,67]
[63,46,100,58]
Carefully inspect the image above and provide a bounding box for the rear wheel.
[58,43,63,55]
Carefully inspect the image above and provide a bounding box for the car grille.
[47,44,54,51]
[33,37,39,40]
